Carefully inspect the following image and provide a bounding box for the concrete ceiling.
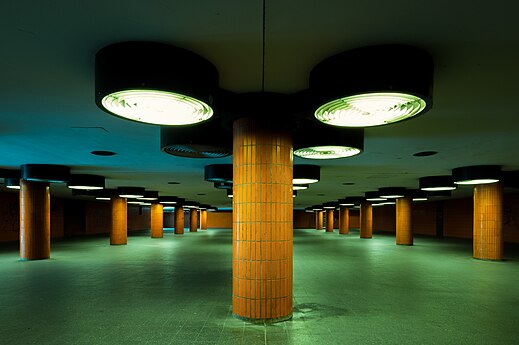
[1,0,519,208]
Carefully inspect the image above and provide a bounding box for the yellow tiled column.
[339,206,349,235]
[316,211,323,230]
[232,118,293,323]
[19,180,50,260]
[190,208,198,232]
[110,195,127,245]
[360,202,372,239]
[200,209,208,230]
[396,196,413,245]
[174,203,184,235]
[473,182,503,260]
[150,203,164,238]
[326,209,334,232]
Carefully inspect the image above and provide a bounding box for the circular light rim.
[455,178,500,185]
[421,186,457,192]
[314,92,427,128]
[101,89,214,126]
[294,145,361,160]
[412,197,428,201]
[293,178,319,184]
[293,184,309,191]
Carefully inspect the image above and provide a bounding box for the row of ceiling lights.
[96,42,433,160]
[0,165,216,211]
[310,165,504,211]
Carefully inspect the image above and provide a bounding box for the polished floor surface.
[1,228,518,345]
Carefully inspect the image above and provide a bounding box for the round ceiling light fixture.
[95,41,218,126]
[365,191,386,202]
[378,187,406,199]
[67,174,105,190]
[293,120,364,159]
[161,120,232,158]
[21,164,70,183]
[310,44,433,127]
[137,191,159,201]
[117,186,145,198]
[293,165,320,184]
[419,176,456,191]
[452,165,501,185]
[158,196,180,205]
[409,189,428,202]
[204,164,233,183]
[4,177,20,190]
[323,202,338,209]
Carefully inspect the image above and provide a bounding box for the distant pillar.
[316,211,323,230]
[360,202,372,239]
[473,183,503,260]
[201,209,208,230]
[19,180,50,260]
[150,203,164,238]
[396,196,413,245]
[325,209,334,232]
[190,208,198,232]
[110,196,128,245]
[339,206,349,235]
[174,203,184,235]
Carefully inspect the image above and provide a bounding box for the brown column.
[360,202,372,239]
[339,206,349,235]
[174,204,184,235]
[474,182,503,260]
[150,203,164,238]
[200,209,208,230]
[110,196,127,245]
[19,180,50,260]
[316,211,323,230]
[325,209,334,232]
[189,208,198,232]
[396,196,413,245]
[232,118,293,323]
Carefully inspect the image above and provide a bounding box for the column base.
[110,243,127,246]
[232,313,293,324]
[397,243,413,246]
[19,257,49,261]
[473,257,504,262]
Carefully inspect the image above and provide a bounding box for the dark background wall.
[2,190,519,243]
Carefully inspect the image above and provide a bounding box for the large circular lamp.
[161,120,232,158]
[419,176,456,191]
[452,165,501,185]
[95,41,218,126]
[310,45,433,127]
[293,165,320,184]
[67,174,105,190]
[293,120,364,159]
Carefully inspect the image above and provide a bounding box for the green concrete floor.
[1,229,518,345]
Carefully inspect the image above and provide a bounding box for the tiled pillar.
[360,202,372,239]
[190,208,198,232]
[232,118,293,323]
[339,206,349,235]
[473,182,503,260]
[316,211,323,230]
[200,209,208,230]
[325,209,334,232]
[19,180,50,260]
[396,196,413,245]
[110,196,127,245]
[174,203,184,235]
[150,203,164,238]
